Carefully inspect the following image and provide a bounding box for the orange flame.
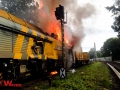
[35,0,74,47]
[52,22,61,41]
[52,23,72,46]
[65,38,69,44]
[50,71,58,75]
[57,32,61,41]
[53,24,73,46]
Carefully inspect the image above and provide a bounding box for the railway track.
[0,73,58,90]
[22,63,90,89]
[107,61,120,79]
[0,63,90,90]
[105,61,120,89]
[107,63,120,79]
[104,61,120,83]
[21,76,52,90]
[22,74,59,90]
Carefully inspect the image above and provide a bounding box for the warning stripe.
[22,26,28,33]
[13,26,29,59]
[13,34,24,59]
[26,38,34,55]
[14,53,22,59]
[32,30,37,36]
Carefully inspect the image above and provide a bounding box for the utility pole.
[55,5,67,68]
[94,42,97,61]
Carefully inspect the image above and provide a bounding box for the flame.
[57,32,61,41]
[51,22,62,41]
[34,0,74,47]
[65,38,69,44]
[52,22,72,46]
[50,71,58,75]
[53,24,73,46]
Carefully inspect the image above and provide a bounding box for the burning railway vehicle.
[0,9,75,80]
[74,52,89,66]
[0,8,90,81]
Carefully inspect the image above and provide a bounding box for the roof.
[0,9,45,34]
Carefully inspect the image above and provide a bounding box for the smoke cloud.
[34,0,96,52]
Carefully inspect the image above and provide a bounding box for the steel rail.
[107,63,120,79]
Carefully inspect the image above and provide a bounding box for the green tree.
[96,50,102,58]
[0,0,39,25]
[101,37,120,61]
[106,0,120,37]
[89,48,95,59]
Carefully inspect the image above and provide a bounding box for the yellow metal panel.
[47,37,52,41]
[76,52,83,60]
[38,54,47,60]
[32,30,37,36]
[83,52,89,60]
[41,33,44,38]
[22,26,28,33]
[38,54,42,59]
[27,55,29,60]
[29,54,34,58]
[14,53,22,59]
[27,38,34,54]
[44,55,47,60]
[44,42,52,55]
[13,34,24,53]
[9,14,26,26]
[44,40,58,60]
[0,9,12,20]
[75,52,89,61]
[76,53,78,59]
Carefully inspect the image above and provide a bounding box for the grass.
[28,62,113,90]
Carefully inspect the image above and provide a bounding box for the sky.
[78,0,118,52]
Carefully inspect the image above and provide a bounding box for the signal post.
[61,19,66,68]
[55,5,67,77]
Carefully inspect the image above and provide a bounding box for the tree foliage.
[89,48,95,59]
[0,0,39,25]
[89,48,102,59]
[106,0,120,37]
[96,50,102,58]
[101,37,120,61]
